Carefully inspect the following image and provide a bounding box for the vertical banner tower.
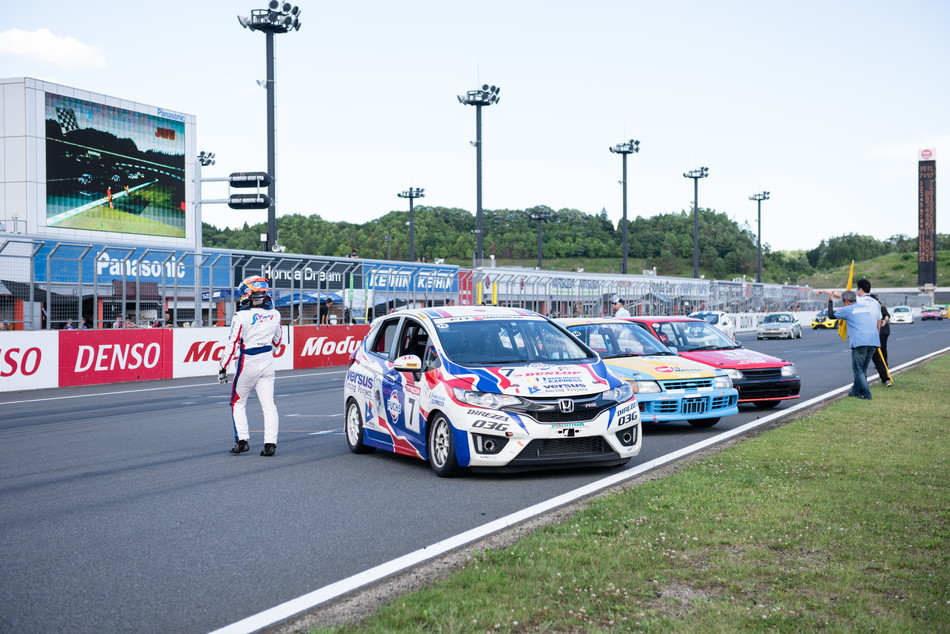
[917,148,937,288]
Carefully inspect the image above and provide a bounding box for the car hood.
[759,322,793,329]
[602,355,716,380]
[678,348,789,369]
[441,360,616,396]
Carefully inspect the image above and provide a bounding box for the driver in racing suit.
[220,276,283,456]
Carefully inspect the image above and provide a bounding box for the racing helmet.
[238,275,271,308]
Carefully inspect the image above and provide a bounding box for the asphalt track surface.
[2,321,949,633]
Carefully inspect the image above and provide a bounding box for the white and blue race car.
[343,306,641,477]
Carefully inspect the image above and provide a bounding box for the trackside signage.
[0,331,59,391]
[0,325,371,392]
[293,325,370,368]
[173,326,292,378]
[59,329,172,387]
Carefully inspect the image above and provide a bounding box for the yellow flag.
[837,260,854,341]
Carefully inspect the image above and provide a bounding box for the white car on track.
[343,305,641,476]
[890,306,914,324]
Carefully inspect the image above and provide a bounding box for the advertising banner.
[58,329,172,387]
[173,326,292,378]
[293,325,370,369]
[363,263,458,293]
[0,331,59,391]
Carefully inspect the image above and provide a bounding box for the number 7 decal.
[405,395,420,433]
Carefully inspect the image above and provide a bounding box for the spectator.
[164,310,175,327]
[348,249,358,258]
[318,297,333,325]
[820,289,881,400]
[113,315,125,329]
[0,321,8,331]
[80,317,90,329]
[870,294,892,387]
[611,296,631,318]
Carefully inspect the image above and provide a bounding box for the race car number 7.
[405,395,421,433]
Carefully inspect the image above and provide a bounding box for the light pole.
[609,139,640,274]
[238,1,302,253]
[683,167,709,278]
[397,187,425,261]
[384,234,392,261]
[750,191,770,283]
[528,207,553,269]
[457,83,500,266]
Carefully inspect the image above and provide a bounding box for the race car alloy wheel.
[427,413,461,477]
[345,399,375,454]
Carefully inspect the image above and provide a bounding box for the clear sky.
[2,0,948,252]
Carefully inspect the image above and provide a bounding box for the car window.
[369,318,400,358]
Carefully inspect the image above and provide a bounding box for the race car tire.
[427,413,461,478]
[753,400,780,409]
[688,417,719,428]
[345,398,375,454]
[797,330,802,338]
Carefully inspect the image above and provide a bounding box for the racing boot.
[260,443,276,457]
[230,439,250,454]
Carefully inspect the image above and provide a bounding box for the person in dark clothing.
[870,294,892,386]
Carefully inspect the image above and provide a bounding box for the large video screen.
[45,93,187,238]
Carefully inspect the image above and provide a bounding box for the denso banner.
[294,325,370,368]
[0,331,59,391]
[59,329,173,387]
[173,326,293,378]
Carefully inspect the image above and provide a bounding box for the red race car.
[623,316,801,409]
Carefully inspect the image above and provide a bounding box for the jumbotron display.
[44,93,186,238]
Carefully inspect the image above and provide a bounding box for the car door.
[379,317,432,452]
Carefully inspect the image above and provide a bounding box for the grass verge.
[312,355,949,633]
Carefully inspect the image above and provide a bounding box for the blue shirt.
[831,301,881,348]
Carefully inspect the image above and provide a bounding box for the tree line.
[203,206,947,284]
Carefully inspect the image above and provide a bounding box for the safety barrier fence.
[1,237,937,333]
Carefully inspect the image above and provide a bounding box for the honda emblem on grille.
[558,399,574,413]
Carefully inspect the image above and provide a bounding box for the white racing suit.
[220,305,283,445]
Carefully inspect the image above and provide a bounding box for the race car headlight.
[714,374,733,389]
[633,380,661,394]
[453,388,522,409]
[603,381,634,403]
[722,368,743,381]
[780,364,798,378]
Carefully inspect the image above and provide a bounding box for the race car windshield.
[566,322,673,358]
[437,319,595,366]
[655,321,740,351]
[693,312,720,325]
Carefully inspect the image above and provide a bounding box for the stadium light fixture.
[237,1,302,252]
[528,207,553,269]
[397,187,425,261]
[683,166,709,278]
[609,139,640,275]
[750,191,770,283]
[458,84,501,267]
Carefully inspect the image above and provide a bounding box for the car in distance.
[890,305,914,324]
[559,318,738,427]
[688,310,737,340]
[811,309,838,329]
[343,306,641,477]
[623,316,801,409]
[921,306,944,321]
[757,312,802,340]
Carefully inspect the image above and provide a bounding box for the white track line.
[208,346,950,634]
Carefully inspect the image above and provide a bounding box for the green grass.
[313,355,950,633]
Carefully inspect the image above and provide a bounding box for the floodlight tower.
[609,139,640,274]
[750,191,770,283]
[397,187,425,261]
[683,166,709,278]
[457,84,500,266]
[528,207,553,269]
[238,1,302,253]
